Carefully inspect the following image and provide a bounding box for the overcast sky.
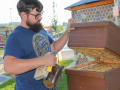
[0,0,80,26]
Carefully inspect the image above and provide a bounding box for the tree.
[62,22,68,31]
[5,23,17,29]
[4,23,17,38]
[5,23,13,38]
[5,23,12,29]
[57,25,64,38]
[57,25,64,31]
[51,1,59,40]
[50,1,65,62]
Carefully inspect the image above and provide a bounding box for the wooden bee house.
[65,21,120,90]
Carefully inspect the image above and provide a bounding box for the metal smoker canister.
[43,64,64,89]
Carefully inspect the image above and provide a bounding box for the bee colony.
[65,21,120,90]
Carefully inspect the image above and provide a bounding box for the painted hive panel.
[72,3,114,24]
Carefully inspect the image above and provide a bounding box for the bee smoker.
[42,64,64,89]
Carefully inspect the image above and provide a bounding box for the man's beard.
[26,20,43,32]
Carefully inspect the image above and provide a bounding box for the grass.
[0,79,16,90]
[57,59,74,90]
[0,59,74,90]
[2,73,12,77]
[0,51,4,54]
[0,47,4,51]
[1,36,6,40]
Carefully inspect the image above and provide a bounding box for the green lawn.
[0,51,4,54]
[0,59,74,90]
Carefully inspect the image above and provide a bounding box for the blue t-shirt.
[4,26,54,90]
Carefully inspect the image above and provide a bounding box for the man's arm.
[4,52,57,75]
[51,18,75,52]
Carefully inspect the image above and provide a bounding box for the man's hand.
[66,18,76,33]
[12,74,16,79]
[40,52,57,66]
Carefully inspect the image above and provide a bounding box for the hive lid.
[68,21,120,60]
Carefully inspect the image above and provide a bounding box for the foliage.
[50,1,64,39]
[0,47,4,50]
[13,25,17,29]
[57,59,74,90]
[5,23,12,29]
[1,36,6,40]
[0,60,74,90]
[55,32,64,37]
[5,23,17,29]
[0,23,17,44]
[62,22,68,30]
[0,36,6,43]
[51,1,58,32]
[57,25,64,32]
[0,51,4,54]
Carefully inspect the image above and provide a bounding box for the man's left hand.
[66,18,76,33]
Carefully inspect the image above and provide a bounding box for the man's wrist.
[66,29,70,34]
[63,30,70,37]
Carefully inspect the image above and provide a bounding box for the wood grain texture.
[67,74,106,90]
[66,21,120,90]
[65,65,120,90]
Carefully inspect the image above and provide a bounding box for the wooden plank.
[65,68,105,79]
[68,0,114,11]
[70,60,98,69]
[105,49,120,58]
[104,67,120,90]
[67,74,106,90]
[98,60,120,64]
[107,21,120,55]
[70,60,120,70]
[68,26,108,48]
[70,21,110,28]
[69,47,105,50]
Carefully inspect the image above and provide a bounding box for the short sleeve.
[42,28,54,44]
[4,35,23,58]
[48,35,54,44]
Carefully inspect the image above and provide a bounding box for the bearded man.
[3,0,75,90]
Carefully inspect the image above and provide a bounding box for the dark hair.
[17,0,43,15]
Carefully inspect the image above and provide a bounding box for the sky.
[0,0,80,26]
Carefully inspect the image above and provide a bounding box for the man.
[4,0,75,90]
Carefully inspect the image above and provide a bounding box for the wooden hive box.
[65,21,120,90]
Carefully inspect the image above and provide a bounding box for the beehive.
[65,21,120,90]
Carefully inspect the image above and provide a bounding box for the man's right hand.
[40,52,57,66]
